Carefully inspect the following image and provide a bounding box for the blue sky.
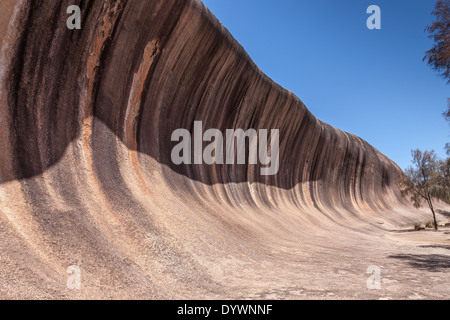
[202,0,449,170]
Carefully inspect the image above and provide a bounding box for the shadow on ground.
[389,254,450,272]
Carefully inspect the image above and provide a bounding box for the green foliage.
[400,149,448,231]
[401,149,439,208]
[402,150,450,205]
[444,99,450,122]
[432,157,450,202]
[424,0,450,82]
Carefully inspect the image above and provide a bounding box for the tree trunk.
[427,196,438,231]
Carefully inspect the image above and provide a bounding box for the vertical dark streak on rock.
[8,1,39,179]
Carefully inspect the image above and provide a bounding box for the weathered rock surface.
[0,0,448,299]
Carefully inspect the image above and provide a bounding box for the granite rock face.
[0,0,432,299]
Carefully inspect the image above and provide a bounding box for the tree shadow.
[388,254,450,272]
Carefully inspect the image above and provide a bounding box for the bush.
[425,220,436,229]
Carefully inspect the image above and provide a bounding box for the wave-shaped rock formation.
[0,0,448,299]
